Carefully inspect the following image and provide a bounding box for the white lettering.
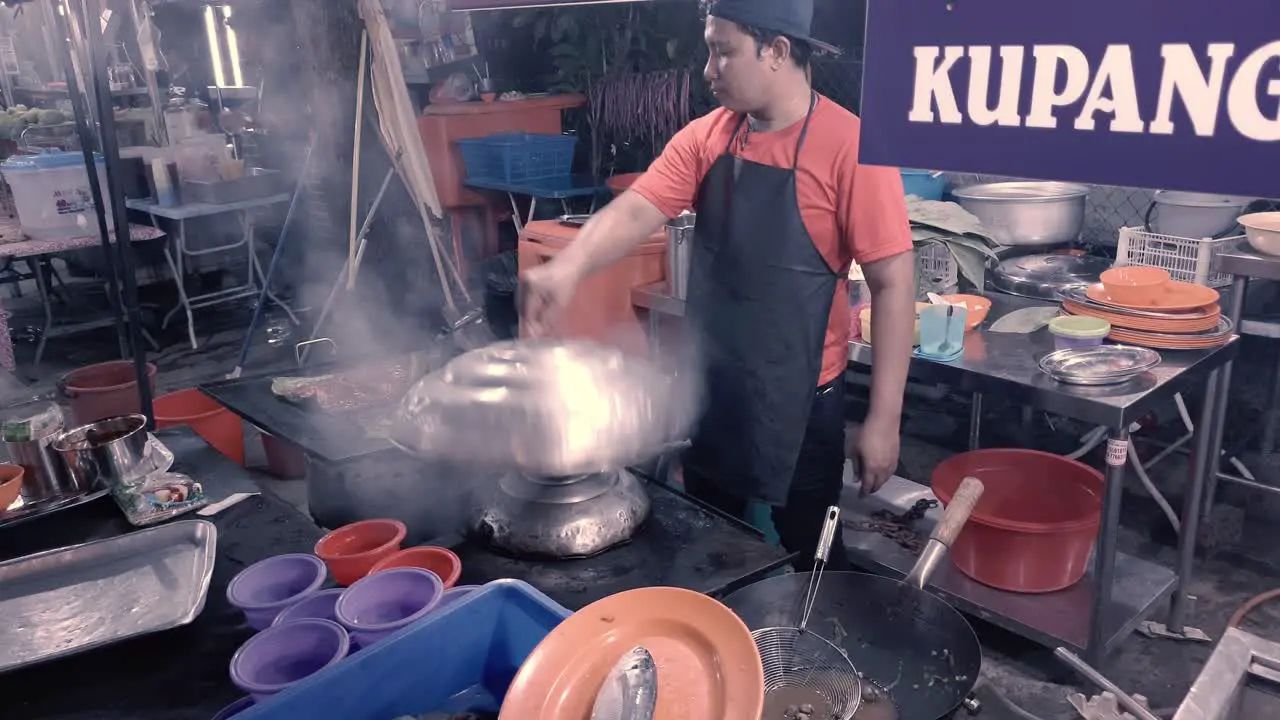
[908,46,965,124]
[1026,46,1091,129]
[967,46,1024,127]
[1151,44,1234,136]
[1074,45,1145,132]
[1227,40,1280,142]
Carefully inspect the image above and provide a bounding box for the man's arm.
[554,191,671,280]
[840,156,915,493]
[552,119,708,281]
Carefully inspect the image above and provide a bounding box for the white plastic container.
[0,151,111,240]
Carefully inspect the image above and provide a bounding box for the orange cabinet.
[517,220,666,356]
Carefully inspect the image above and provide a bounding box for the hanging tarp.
[858,0,1280,197]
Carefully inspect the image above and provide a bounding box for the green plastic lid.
[1049,315,1111,339]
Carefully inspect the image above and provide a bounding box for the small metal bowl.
[1039,345,1162,385]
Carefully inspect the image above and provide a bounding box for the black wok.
[723,477,985,720]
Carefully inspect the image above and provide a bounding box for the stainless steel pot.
[952,181,1089,246]
[666,212,695,301]
[52,414,150,490]
[5,435,77,502]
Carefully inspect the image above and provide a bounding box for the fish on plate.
[591,645,658,720]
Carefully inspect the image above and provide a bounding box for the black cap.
[706,0,842,57]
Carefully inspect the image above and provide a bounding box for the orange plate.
[499,587,764,720]
[1062,301,1222,334]
[1086,281,1219,312]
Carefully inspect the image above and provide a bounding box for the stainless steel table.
[632,284,1239,665]
[1196,242,1280,543]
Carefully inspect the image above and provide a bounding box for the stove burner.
[469,468,651,559]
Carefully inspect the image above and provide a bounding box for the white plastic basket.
[1115,226,1238,288]
[916,242,958,296]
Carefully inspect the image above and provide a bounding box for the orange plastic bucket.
[154,388,245,465]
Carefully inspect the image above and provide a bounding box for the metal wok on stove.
[390,340,701,558]
[724,478,986,720]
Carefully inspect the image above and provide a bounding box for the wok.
[723,477,985,720]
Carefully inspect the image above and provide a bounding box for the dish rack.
[916,242,959,296]
[1115,227,1240,288]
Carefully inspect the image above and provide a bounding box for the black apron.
[683,94,840,507]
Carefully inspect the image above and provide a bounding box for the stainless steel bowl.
[52,414,150,490]
[952,181,1089,246]
[391,340,701,476]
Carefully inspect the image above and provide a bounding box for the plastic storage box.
[234,579,571,720]
[0,151,112,240]
[457,133,576,184]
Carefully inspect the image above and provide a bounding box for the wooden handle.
[932,476,984,547]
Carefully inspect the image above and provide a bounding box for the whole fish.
[590,645,658,720]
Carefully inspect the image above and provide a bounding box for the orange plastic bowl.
[369,546,462,589]
[0,464,23,512]
[940,294,992,332]
[1100,266,1171,306]
[314,519,407,587]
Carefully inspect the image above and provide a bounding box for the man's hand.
[854,415,900,496]
[519,259,583,337]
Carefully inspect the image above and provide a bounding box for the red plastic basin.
[932,449,1103,593]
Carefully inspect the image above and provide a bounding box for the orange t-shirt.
[630,95,913,385]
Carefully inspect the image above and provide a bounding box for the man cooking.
[521,0,916,569]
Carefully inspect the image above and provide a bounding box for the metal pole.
[1089,426,1129,665]
[76,0,153,424]
[1201,277,1247,521]
[48,0,128,358]
[1168,369,1219,633]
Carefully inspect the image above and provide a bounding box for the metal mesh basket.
[753,627,862,719]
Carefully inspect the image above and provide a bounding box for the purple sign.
[858,0,1280,198]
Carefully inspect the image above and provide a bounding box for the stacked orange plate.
[1058,268,1233,350]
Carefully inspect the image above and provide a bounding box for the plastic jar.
[0,151,111,240]
[1049,316,1111,351]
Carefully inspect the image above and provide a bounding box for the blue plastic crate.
[235,580,571,720]
[457,133,577,184]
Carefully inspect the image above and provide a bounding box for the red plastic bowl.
[314,519,407,587]
[368,546,462,589]
[932,449,1103,593]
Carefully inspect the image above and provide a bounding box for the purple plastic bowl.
[210,697,254,720]
[229,618,350,702]
[434,584,480,614]
[227,554,328,630]
[272,588,344,627]
[335,567,443,648]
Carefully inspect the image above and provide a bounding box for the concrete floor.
[7,269,1280,719]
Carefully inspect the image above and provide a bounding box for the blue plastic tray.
[234,579,571,720]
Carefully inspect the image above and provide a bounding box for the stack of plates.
[1059,284,1233,350]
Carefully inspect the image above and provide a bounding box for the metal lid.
[391,340,700,476]
[989,254,1112,301]
[952,181,1090,203]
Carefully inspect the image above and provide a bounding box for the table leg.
[31,257,53,366]
[161,219,199,350]
[506,192,524,235]
[1167,369,1219,634]
[245,210,300,326]
[1088,426,1129,665]
[1201,276,1248,521]
[526,197,539,228]
[1261,347,1280,455]
[968,392,983,450]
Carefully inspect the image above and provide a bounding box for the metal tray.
[0,519,217,674]
[181,167,282,205]
[0,487,110,531]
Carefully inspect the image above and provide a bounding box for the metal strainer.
[752,506,862,720]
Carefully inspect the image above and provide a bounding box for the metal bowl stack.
[390,340,701,477]
[1038,345,1162,386]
